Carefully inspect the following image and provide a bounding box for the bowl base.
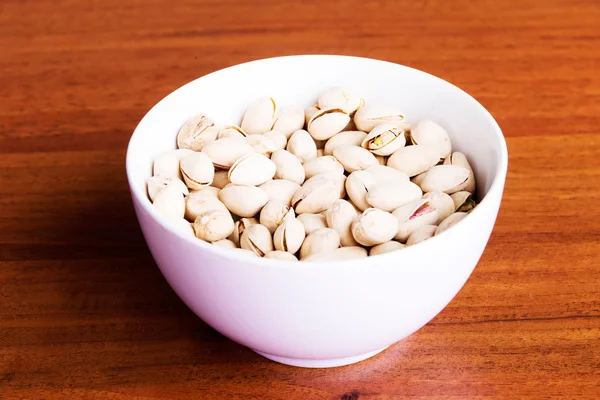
[253,346,389,368]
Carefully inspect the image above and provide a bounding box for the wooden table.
[2,0,599,398]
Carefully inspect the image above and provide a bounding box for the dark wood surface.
[1,0,599,398]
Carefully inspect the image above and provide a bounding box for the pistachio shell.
[317,86,363,114]
[435,212,468,236]
[286,129,318,164]
[364,165,410,185]
[190,186,220,197]
[366,181,423,212]
[171,148,195,161]
[227,153,276,186]
[176,114,219,151]
[386,145,440,177]
[299,228,341,260]
[411,171,427,187]
[292,179,338,215]
[147,175,189,202]
[273,217,306,254]
[245,134,277,155]
[232,248,259,257]
[420,165,470,194]
[297,213,328,235]
[345,170,377,211]
[332,145,379,173]
[303,156,345,180]
[218,184,269,217]
[410,120,452,159]
[392,199,439,242]
[307,107,351,140]
[240,97,279,135]
[165,217,195,236]
[369,241,406,256]
[351,208,398,246]
[184,191,229,221]
[302,246,368,262]
[406,225,437,246]
[324,199,359,246]
[217,125,247,140]
[304,105,320,126]
[212,239,238,249]
[270,149,305,185]
[272,106,305,138]
[324,130,367,156]
[201,137,254,169]
[262,130,288,151]
[353,104,407,133]
[259,179,301,207]
[153,152,182,179]
[443,152,476,193]
[361,123,407,156]
[152,185,186,219]
[193,209,235,242]
[211,170,230,189]
[240,223,273,257]
[230,217,259,247]
[180,152,214,190]
[423,191,455,224]
[451,191,477,213]
[259,200,295,234]
[264,251,298,261]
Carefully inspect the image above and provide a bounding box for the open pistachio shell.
[245,134,277,156]
[392,199,439,242]
[259,200,295,234]
[180,152,214,190]
[303,156,345,180]
[201,137,254,169]
[147,175,189,202]
[302,246,368,262]
[361,123,407,156]
[218,184,269,217]
[351,208,398,246]
[307,107,351,141]
[324,130,367,156]
[300,227,341,260]
[228,153,276,186]
[217,125,247,140]
[435,212,468,236]
[193,209,235,242]
[332,145,379,173]
[230,217,259,247]
[262,130,288,151]
[176,114,219,151]
[152,185,186,219]
[240,223,273,257]
[240,97,279,135]
[443,152,476,193]
[406,225,437,246]
[297,213,328,235]
[259,179,301,207]
[386,145,440,177]
[324,199,359,247]
[345,170,377,211]
[317,86,363,114]
[423,191,455,224]
[420,165,470,194]
[273,217,306,254]
[271,149,306,185]
[292,177,338,214]
[410,120,452,160]
[272,106,305,138]
[353,104,407,133]
[264,251,299,261]
[304,105,320,127]
[366,180,423,212]
[369,241,406,256]
[153,151,182,179]
[287,129,318,164]
[185,191,229,221]
[451,191,477,213]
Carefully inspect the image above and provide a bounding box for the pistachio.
[171,148,195,161]
[259,200,295,234]
[435,212,468,236]
[264,251,299,261]
[232,248,259,257]
[302,246,368,262]
[317,86,363,115]
[202,137,254,169]
[307,107,351,140]
[273,217,306,254]
[211,170,230,189]
[176,114,219,151]
[147,175,189,202]
[332,145,379,173]
[270,149,306,185]
[303,156,344,180]
[292,175,339,214]
[272,106,305,139]
[193,209,235,242]
[152,185,186,219]
[297,213,328,235]
[420,165,470,194]
[153,151,182,179]
[324,199,359,246]
[300,228,341,260]
[218,184,269,217]
[217,125,247,140]
[406,225,437,246]
[386,145,440,177]
[366,180,423,212]
[286,129,318,164]
[190,186,220,198]
[185,191,229,221]
[451,191,477,213]
[230,217,259,247]
[369,241,406,256]
[353,104,407,133]
[345,170,377,211]
[392,199,439,242]
[304,105,320,126]
[180,152,214,190]
[364,165,409,185]
[423,191,455,224]
[411,171,427,187]
[262,130,288,151]
[361,123,407,156]
[212,239,238,249]
[228,153,276,186]
[324,130,367,156]
[443,152,476,193]
[245,134,277,156]
[240,97,279,135]
[240,223,273,257]
[410,120,452,160]
[351,208,397,246]
[259,179,301,206]
[165,217,195,236]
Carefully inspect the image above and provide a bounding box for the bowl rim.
[125,54,508,268]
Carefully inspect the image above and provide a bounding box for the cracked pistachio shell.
[345,170,377,211]
[211,170,230,189]
[351,208,398,246]
[259,200,296,234]
[303,156,344,180]
[230,217,259,247]
[307,107,351,140]
[176,114,220,151]
[308,171,346,199]
[201,137,254,169]
[303,246,368,262]
[324,130,367,156]
[272,106,305,138]
[262,130,287,151]
[299,228,341,260]
[245,134,277,156]
[324,199,359,247]
[366,180,423,212]
[193,209,234,242]
[228,153,276,186]
[271,149,305,185]
[212,239,237,249]
[259,179,301,207]
[217,125,247,140]
[406,225,437,246]
[317,86,364,115]
[443,152,476,193]
[411,171,427,187]
[361,123,407,156]
[435,212,468,236]
[420,165,470,194]
[287,129,318,164]
[292,176,339,214]
[451,191,477,213]
[369,241,406,256]
[180,152,214,190]
[387,145,440,177]
[153,151,182,179]
[165,217,195,236]
[147,175,189,202]
[353,104,407,133]
[305,105,320,126]
[264,251,298,261]
[273,217,306,254]
[333,145,379,173]
[152,185,186,219]
[240,223,273,257]
[218,184,269,217]
[423,191,455,224]
[190,186,220,197]
[410,120,452,160]
[240,97,279,135]
[185,191,228,221]
[297,213,328,235]
[365,165,409,185]
[392,199,439,242]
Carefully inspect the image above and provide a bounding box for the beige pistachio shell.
[201,137,254,169]
[240,223,273,257]
[323,199,359,247]
[176,114,219,151]
[423,191,456,224]
[300,228,341,260]
[273,217,306,254]
[259,179,301,207]
[180,152,214,190]
[259,200,295,234]
[345,170,377,211]
[171,148,195,161]
[304,105,320,127]
[353,104,407,133]
[230,217,259,247]
[443,152,476,193]
[303,156,345,180]
[411,171,427,187]
[153,151,182,179]
[272,106,305,139]
[361,123,407,156]
[420,165,470,194]
[297,213,328,235]
[406,225,438,246]
[303,246,368,262]
[366,181,423,212]
[292,177,339,214]
[307,107,351,140]
[232,248,259,257]
[369,241,406,256]
[152,185,186,219]
[270,149,306,185]
[240,97,279,135]
[185,191,229,221]
[410,120,452,159]
[317,86,363,114]
[218,184,269,217]
[217,125,247,140]
[193,209,235,242]
[286,129,318,164]
[147,175,189,202]
[212,239,238,249]
[435,212,468,236]
[165,217,195,236]
[364,165,409,185]
[392,199,439,242]
[245,134,277,156]
[332,145,379,173]
[211,170,230,189]
[264,251,299,261]
[262,130,288,151]
[386,145,440,177]
[190,186,220,197]
[228,153,276,186]
[351,208,398,246]
[324,130,367,156]
[451,191,477,213]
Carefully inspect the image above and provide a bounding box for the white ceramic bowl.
[126,55,508,368]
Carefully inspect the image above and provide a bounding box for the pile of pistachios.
[147,87,477,262]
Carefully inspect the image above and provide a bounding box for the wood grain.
[1,0,599,398]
